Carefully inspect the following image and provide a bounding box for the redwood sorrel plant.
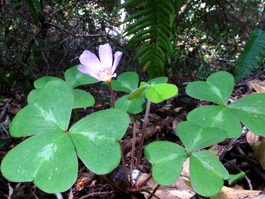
[2,44,265,197]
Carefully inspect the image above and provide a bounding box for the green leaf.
[69,108,129,174]
[187,105,242,138]
[228,93,265,135]
[186,71,234,106]
[228,172,246,185]
[10,80,73,137]
[26,0,39,25]
[27,88,40,104]
[144,141,188,185]
[127,86,149,100]
[65,65,98,88]
[147,77,168,85]
[32,0,45,16]
[111,72,139,92]
[0,139,8,148]
[123,0,174,77]
[235,29,265,82]
[1,132,78,193]
[73,89,95,109]
[34,76,62,88]
[190,150,230,197]
[176,121,227,152]
[146,84,178,103]
[115,95,146,114]
[0,95,5,102]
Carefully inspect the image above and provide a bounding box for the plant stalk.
[131,114,137,170]
[108,81,115,108]
[135,99,151,170]
[73,109,79,121]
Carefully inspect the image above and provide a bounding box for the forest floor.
[1,73,265,199]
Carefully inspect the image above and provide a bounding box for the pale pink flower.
[78,43,123,82]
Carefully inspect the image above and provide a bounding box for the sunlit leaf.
[69,108,129,174]
[186,71,234,106]
[190,150,230,197]
[144,141,188,185]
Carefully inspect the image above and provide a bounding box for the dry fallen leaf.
[137,159,195,199]
[210,185,260,199]
[248,80,265,93]
[138,173,195,199]
[246,131,265,170]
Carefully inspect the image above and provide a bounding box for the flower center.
[100,71,112,81]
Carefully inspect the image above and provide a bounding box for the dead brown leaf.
[246,131,265,170]
[248,80,265,93]
[138,173,195,199]
[210,185,260,199]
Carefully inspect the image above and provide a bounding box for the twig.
[97,175,126,193]
[0,98,12,122]
[147,184,161,199]
[79,191,116,199]
[46,22,105,38]
[219,136,239,161]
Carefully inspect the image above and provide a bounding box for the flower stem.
[131,114,137,170]
[73,109,79,121]
[135,99,151,170]
[120,142,130,185]
[108,81,115,108]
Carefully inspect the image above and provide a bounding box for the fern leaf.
[123,7,153,24]
[134,43,151,59]
[125,21,153,36]
[235,29,265,82]
[128,34,153,47]
[121,0,175,78]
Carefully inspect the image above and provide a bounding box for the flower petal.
[79,50,102,69]
[78,65,101,80]
[111,51,123,74]
[99,43,113,69]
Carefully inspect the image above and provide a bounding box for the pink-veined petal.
[78,65,101,80]
[79,50,102,69]
[99,43,113,69]
[111,51,123,74]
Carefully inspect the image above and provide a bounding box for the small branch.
[147,184,161,199]
[46,22,106,38]
[79,191,116,199]
[0,98,12,122]
[98,175,126,193]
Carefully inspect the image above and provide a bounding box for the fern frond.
[235,29,265,82]
[121,0,175,78]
